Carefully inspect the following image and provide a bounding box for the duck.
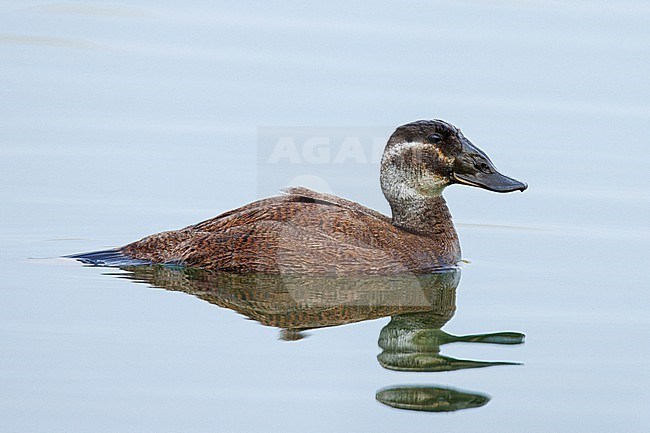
[71,119,527,274]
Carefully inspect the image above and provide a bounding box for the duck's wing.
[280,187,391,223]
[188,187,389,233]
[119,189,407,273]
[188,188,394,250]
[173,219,410,274]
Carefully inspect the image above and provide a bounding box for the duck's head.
[380,119,527,203]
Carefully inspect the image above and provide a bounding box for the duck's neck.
[389,194,457,237]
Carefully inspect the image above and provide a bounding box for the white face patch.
[381,141,420,163]
[380,141,453,201]
[381,141,453,166]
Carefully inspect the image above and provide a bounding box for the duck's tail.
[65,248,152,267]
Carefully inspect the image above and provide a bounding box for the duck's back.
[120,188,459,274]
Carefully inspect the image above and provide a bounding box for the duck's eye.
[477,162,490,172]
[427,133,443,144]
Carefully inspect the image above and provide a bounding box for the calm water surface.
[1,1,649,432]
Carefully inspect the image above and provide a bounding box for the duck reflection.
[114,265,524,412]
[116,266,461,339]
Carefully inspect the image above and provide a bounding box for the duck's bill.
[452,171,527,193]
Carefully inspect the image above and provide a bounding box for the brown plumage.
[72,119,526,274]
[121,187,459,274]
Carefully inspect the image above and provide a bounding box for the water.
[1,1,649,432]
